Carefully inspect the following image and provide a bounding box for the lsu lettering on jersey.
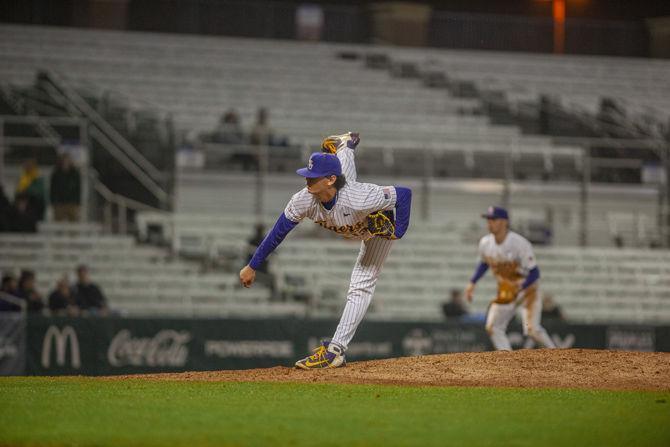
[478,231,538,304]
[284,183,397,240]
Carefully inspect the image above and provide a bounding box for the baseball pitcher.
[465,206,556,351]
[239,133,412,368]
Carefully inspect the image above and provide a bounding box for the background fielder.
[465,206,556,351]
[239,132,412,368]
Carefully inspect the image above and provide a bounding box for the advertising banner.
[0,314,26,375]
[24,317,670,376]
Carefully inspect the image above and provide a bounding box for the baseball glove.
[495,279,520,304]
[367,210,396,239]
[321,132,360,154]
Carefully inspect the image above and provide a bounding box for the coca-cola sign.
[107,329,191,367]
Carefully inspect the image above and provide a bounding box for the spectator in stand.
[0,273,21,312]
[48,275,80,317]
[247,107,290,171]
[442,288,468,319]
[220,108,255,170]
[17,270,44,313]
[541,293,564,321]
[613,233,624,248]
[11,193,38,233]
[15,158,46,222]
[214,109,244,144]
[250,107,273,147]
[0,185,12,232]
[0,184,37,233]
[74,265,109,316]
[50,153,81,222]
[231,107,272,172]
[1,274,18,295]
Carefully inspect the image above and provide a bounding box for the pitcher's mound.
[115,349,670,391]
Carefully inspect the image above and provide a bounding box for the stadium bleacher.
[3,24,669,135]
[0,24,581,163]
[132,211,670,324]
[1,24,668,325]
[2,215,668,323]
[0,221,298,318]
[170,170,660,248]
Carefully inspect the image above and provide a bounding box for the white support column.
[0,118,4,186]
[79,119,90,223]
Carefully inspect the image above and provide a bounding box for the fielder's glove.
[496,280,520,304]
[367,210,396,239]
[321,132,360,154]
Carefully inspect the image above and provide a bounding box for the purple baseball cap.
[296,152,342,178]
[482,206,509,220]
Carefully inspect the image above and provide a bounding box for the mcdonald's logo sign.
[41,325,81,369]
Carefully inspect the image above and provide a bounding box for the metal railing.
[190,139,670,248]
[0,292,27,313]
[0,83,61,146]
[0,114,169,234]
[40,70,170,206]
[89,170,166,235]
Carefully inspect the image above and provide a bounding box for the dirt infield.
[113,349,670,391]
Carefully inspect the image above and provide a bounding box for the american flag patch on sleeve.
[383,187,391,200]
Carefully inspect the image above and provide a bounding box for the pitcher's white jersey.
[290,133,399,350]
[337,143,357,182]
[284,182,397,241]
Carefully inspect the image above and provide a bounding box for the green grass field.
[1,377,669,447]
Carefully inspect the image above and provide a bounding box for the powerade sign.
[204,340,294,359]
[19,317,670,376]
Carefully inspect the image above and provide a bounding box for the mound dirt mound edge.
[107,349,670,391]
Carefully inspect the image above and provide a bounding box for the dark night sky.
[3,0,670,28]
[293,0,670,21]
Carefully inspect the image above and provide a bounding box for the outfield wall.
[1,316,668,375]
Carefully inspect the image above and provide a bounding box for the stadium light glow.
[553,0,566,54]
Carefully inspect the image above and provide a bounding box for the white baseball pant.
[331,236,394,349]
[485,286,556,351]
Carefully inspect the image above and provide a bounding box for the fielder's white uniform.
[284,143,397,349]
[477,231,556,350]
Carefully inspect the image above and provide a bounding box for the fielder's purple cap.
[296,152,342,178]
[482,206,509,220]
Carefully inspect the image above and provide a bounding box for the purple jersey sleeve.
[470,262,489,284]
[393,186,412,239]
[249,213,298,270]
[521,266,540,290]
